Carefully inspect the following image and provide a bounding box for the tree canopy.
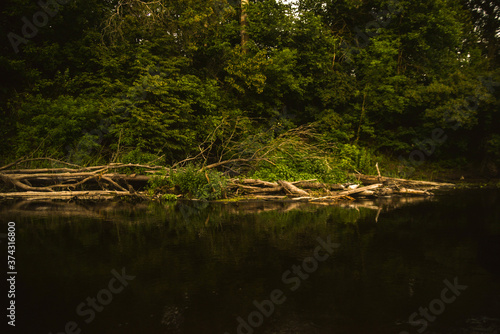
[0,0,498,176]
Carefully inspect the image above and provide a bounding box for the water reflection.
[1,190,499,334]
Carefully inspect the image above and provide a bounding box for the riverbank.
[0,171,459,203]
[0,158,498,203]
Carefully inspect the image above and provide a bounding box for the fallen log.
[334,183,383,197]
[0,173,55,192]
[0,161,165,173]
[0,157,82,171]
[236,179,279,187]
[290,181,323,189]
[0,171,150,193]
[0,190,141,200]
[9,171,105,180]
[290,184,382,202]
[352,174,453,188]
[6,172,150,183]
[232,179,342,189]
[232,184,282,194]
[397,188,432,196]
[290,181,344,191]
[1,167,82,174]
[357,190,375,196]
[277,180,310,197]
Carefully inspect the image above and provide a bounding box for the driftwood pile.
[0,160,163,200]
[228,178,377,200]
[0,158,455,201]
[227,175,454,201]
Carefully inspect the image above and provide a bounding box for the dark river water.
[2,189,500,334]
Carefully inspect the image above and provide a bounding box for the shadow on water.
[1,189,499,334]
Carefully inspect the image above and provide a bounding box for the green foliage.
[337,144,377,174]
[14,95,103,161]
[121,149,161,165]
[146,170,172,196]
[251,153,351,184]
[106,57,222,162]
[224,45,271,96]
[251,159,298,182]
[170,165,227,200]
[161,194,179,202]
[250,142,377,184]
[1,0,498,177]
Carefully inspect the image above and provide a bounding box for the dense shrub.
[171,165,227,200]
[147,164,227,200]
[251,154,351,184]
[337,144,377,175]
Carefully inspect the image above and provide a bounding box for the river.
[2,189,499,334]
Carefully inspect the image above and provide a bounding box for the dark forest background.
[0,0,498,180]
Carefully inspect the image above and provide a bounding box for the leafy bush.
[171,165,227,200]
[161,194,178,202]
[121,148,161,165]
[252,160,297,182]
[15,95,102,160]
[337,144,376,175]
[248,140,382,184]
[156,165,227,200]
[251,154,351,184]
[146,170,172,196]
[146,164,227,200]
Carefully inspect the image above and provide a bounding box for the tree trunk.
[241,0,249,52]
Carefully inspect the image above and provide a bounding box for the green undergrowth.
[145,142,392,200]
[147,164,228,201]
[249,143,380,184]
